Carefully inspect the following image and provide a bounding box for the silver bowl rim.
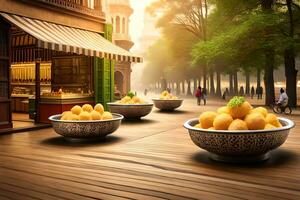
[184,117,295,134]
[152,98,184,101]
[48,113,124,123]
[107,102,154,106]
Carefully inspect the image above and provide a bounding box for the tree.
[192,0,287,105]
[277,0,300,107]
[147,0,210,90]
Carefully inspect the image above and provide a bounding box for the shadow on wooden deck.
[153,110,192,115]
[40,135,123,147]
[191,149,297,168]
[122,119,159,125]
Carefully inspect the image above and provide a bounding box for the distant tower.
[106,0,134,96]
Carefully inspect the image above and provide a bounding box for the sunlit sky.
[129,0,157,52]
[129,0,159,89]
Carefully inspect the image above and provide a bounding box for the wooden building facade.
[0,0,142,130]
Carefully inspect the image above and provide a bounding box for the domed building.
[105,0,134,97]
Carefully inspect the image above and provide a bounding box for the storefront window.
[10,63,51,96]
[45,56,93,98]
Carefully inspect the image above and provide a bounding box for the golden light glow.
[129,0,158,52]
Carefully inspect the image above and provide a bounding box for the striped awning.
[1,12,143,63]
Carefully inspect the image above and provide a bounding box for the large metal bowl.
[152,98,183,111]
[107,103,153,119]
[184,117,294,163]
[49,113,124,139]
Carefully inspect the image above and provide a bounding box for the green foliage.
[192,1,299,73]
[142,23,198,84]
[227,96,245,108]
[143,0,300,85]
[127,91,135,98]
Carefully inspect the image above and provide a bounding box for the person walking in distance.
[258,86,263,99]
[202,87,207,105]
[195,86,202,105]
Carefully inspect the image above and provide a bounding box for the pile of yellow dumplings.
[61,104,113,121]
[195,96,282,130]
[118,95,145,104]
[159,91,178,100]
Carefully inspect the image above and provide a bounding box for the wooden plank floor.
[0,99,300,200]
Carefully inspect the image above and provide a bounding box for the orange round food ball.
[274,121,282,128]
[208,127,215,130]
[79,111,92,121]
[217,106,230,114]
[62,111,72,116]
[228,119,248,130]
[265,113,279,126]
[61,111,72,120]
[101,112,113,120]
[194,123,202,129]
[213,113,233,130]
[199,111,217,129]
[264,123,277,130]
[228,101,252,119]
[82,104,93,113]
[94,103,104,114]
[132,96,141,104]
[71,105,82,115]
[244,113,266,130]
[67,114,80,121]
[250,107,268,118]
[90,110,101,120]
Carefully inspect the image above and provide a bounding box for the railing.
[35,0,104,18]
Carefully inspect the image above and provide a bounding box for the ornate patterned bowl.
[49,113,124,139]
[152,99,183,111]
[184,117,294,163]
[107,103,153,119]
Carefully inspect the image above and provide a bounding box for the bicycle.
[270,103,292,115]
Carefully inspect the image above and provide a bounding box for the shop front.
[0,12,142,129]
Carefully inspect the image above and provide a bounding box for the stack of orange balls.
[60,103,113,121]
[194,96,282,130]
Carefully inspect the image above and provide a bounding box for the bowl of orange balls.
[152,91,183,111]
[184,96,294,163]
[107,92,153,119]
[49,103,124,139]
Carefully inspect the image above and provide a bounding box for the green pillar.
[94,24,115,110]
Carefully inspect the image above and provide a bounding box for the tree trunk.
[233,71,238,95]
[229,73,234,95]
[187,79,192,96]
[182,81,185,94]
[209,72,215,95]
[264,50,275,105]
[198,77,202,87]
[176,81,180,95]
[257,68,261,89]
[203,65,207,90]
[194,78,197,94]
[285,48,298,107]
[216,71,221,97]
[261,0,275,106]
[245,71,250,95]
[284,0,297,107]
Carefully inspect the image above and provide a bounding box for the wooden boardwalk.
[0,99,300,200]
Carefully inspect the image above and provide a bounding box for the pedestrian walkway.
[0,99,299,199]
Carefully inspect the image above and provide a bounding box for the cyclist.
[277,88,289,112]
